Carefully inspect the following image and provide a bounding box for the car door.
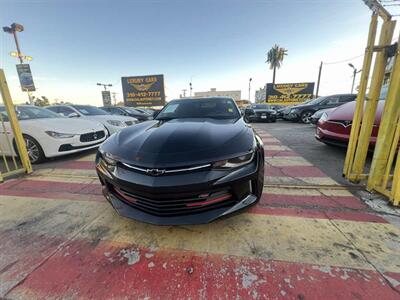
[0,110,14,156]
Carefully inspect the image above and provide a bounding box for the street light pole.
[96,83,112,91]
[348,63,361,94]
[3,23,35,104]
[248,78,252,102]
[315,61,323,97]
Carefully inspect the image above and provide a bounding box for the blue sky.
[0,0,390,104]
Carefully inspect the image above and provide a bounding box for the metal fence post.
[368,33,400,191]
[0,69,32,174]
[351,20,396,178]
[343,13,378,179]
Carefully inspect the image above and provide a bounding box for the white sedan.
[0,105,107,163]
[45,105,138,135]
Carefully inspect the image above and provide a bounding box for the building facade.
[255,85,266,103]
[194,88,241,101]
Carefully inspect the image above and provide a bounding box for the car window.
[322,96,340,105]
[110,107,123,115]
[72,105,109,115]
[0,106,61,120]
[339,95,356,103]
[157,98,240,120]
[58,106,76,116]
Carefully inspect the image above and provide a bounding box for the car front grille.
[80,130,105,142]
[110,186,235,216]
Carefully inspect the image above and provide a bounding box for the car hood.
[101,118,254,168]
[327,100,384,124]
[312,108,334,118]
[85,115,136,123]
[21,117,105,133]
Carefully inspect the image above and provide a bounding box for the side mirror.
[68,112,80,118]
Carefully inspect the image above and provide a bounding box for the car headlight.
[270,110,277,114]
[100,150,117,166]
[107,120,126,127]
[319,113,328,123]
[45,131,76,138]
[212,151,254,169]
[290,108,298,114]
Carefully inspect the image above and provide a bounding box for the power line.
[323,54,364,65]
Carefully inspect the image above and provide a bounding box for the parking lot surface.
[0,121,399,299]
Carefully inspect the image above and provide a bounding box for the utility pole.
[248,78,252,101]
[3,23,34,104]
[348,63,361,94]
[315,61,323,97]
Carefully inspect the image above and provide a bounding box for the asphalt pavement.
[254,120,363,186]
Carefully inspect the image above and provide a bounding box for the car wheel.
[23,135,45,164]
[300,111,313,124]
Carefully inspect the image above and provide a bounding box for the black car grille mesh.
[111,186,235,216]
[80,130,105,142]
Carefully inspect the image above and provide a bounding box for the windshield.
[157,98,240,120]
[123,107,141,114]
[304,96,327,106]
[0,106,61,121]
[73,105,109,116]
[251,104,270,109]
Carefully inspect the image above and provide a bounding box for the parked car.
[244,104,277,123]
[96,97,265,225]
[100,106,152,122]
[278,105,293,119]
[0,105,107,163]
[315,100,384,147]
[46,105,138,135]
[310,108,335,125]
[285,94,356,123]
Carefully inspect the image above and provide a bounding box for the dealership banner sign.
[16,64,35,92]
[121,74,165,107]
[102,90,112,106]
[266,82,314,105]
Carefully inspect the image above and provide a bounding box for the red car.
[315,100,384,147]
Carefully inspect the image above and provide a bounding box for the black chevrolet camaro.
[95,97,264,225]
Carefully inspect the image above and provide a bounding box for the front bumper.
[248,114,276,122]
[96,150,264,225]
[285,112,300,121]
[315,125,349,147]
[43,131,107,158]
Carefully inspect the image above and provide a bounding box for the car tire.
[22,134,45,164]
[300,111,313,124]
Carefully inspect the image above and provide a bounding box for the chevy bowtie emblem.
[146,168,165,176]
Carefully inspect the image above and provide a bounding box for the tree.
[266,44,288,84]
[33,96,50,107]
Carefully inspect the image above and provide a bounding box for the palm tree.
[266,44,288,84]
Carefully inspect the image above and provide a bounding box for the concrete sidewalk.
[0,126,399,299]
